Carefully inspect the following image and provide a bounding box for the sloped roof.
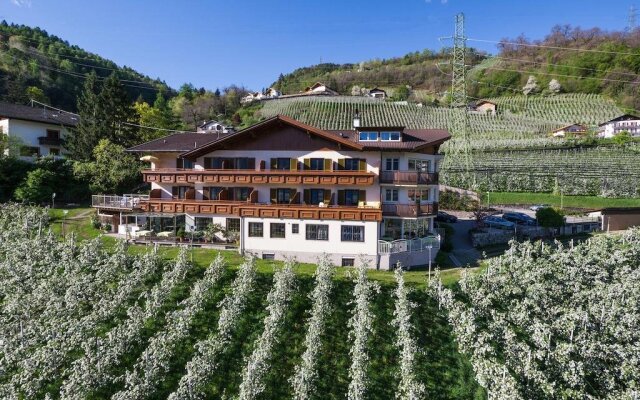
[127,133,223,153]
[327,128,450,150]
[0,102,79,127]
[599,114,640,126]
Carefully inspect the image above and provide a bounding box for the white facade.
[0,118,70,161]
[197,120,234,134]
[597,117,640,138]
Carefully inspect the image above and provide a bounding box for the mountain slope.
[0,21,174,110]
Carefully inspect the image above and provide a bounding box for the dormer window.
[359,131,378,141]
[380,131,401,141]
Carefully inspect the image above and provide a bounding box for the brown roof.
[551,123,587,133]
[0,102,79,127]
[180,115,364,159]
[127,133,223,153]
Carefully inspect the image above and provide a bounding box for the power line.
[467,37,640,57]
[484,65,640,85]
[493,56,640,78]
[30,99,79,116]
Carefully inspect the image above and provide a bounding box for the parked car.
[502,212,536,226]
[529,204,551,212]
[483,216,516,230]
[436,211,458,223]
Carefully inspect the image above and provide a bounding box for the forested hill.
[0,22,174,111]
[270,49,486,101]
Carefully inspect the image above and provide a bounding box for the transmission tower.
[628,5,637,33]
[448,12,474,189]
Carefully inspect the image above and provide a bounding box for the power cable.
[467,37,640,57]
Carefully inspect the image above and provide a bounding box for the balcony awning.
[140,155,159,162]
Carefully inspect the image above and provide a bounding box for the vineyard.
[258,95,639,197]
[432,230,640,399]
[0,204,482,400]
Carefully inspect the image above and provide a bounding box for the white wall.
[2,118,70,160]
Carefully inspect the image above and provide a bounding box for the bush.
[439,190,479,211]
[536,207,564,228]
[14,157,89,204]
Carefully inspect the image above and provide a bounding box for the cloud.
[10,0,32,7]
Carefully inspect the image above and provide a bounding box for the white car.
[529,204,551,212]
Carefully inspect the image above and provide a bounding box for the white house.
[551,123,587,138]
[264,88,281,99]
[95,115,450,269]
[197,120,235,135]
[597,114,640,138]
[0,102,77,161]
[304,82,339,96]
[367,88,387,99]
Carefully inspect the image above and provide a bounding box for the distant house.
[197,120,235,134]
[597,114,640,138]
[367,88,387,99]
[551,123,588,138]
[471,100,498,114]
[264,87,281,99]
[241,92,265,104]
[589,208,640,231]
[304,82,339,96]
[0,102,77,161]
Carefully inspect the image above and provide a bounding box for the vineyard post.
[427,244,433,284]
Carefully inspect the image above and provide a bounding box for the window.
[385,158,399,171]
[235,157,254,170]
[172,186,191,199]
[46,129,60,139]
[49,148,60,156]
[358,131,378,141]
[204,186,223,200]
[343,158,361,171]
[306,224,328,240]
[309,189,325,205]
[308,158,325,170]
[385,189,399,202]
[380,131,400,141]
[344,190,360,206]
[276,188,292,204]
[270,223,286,238]
[408,159,430,172]
[292,224,299,234]
[226,218,240,233]
[341,258,355,267]
[274,158,291,170]
[20,146,40,157]
[248,222,263,237]
[341,225,364,242]
[230,187,250,201]
[176,158,194,169]
[262,253,275,260]
[207,157,255,170]
[195,217,212,231]
[408,189,430,202]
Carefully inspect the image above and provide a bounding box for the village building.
[197,120,235,135]
[597,114,640,138]
[0,102,77,160]
[367,88,387,99]
[550,123,588,137]
[93,115,450,269]
[469,100,497,114]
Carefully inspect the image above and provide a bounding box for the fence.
[92,194,149,210]
[378,236,441,254]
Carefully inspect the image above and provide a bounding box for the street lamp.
[427,244,433,284]
[52,192,56,209]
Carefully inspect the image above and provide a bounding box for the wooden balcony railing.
[379,170,438,185]
[142,168,375,186]
[139,199,382,222]
[381,202,438,218]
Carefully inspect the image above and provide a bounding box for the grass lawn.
[48,207,472,288]
[484,192,640,209]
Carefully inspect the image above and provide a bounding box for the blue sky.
[2,0,634,91]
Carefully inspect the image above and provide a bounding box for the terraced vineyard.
[0,204,482,400]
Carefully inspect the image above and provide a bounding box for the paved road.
[442,211,482,267]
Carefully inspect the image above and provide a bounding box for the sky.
[1,0,635,91]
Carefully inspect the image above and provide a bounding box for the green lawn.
[484,192,640,209]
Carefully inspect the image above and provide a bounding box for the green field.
[484,192,640,209]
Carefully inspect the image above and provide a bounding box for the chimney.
[353,109,361,128]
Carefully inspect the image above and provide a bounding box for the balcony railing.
[142,168,375,186]
[92,194,149,210]
[38,136,64,146]
[138,198,382,222]
[381,202,438,218]
[378,236,441,254]
[379,170,438,185]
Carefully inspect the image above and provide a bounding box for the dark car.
[502,212,536,226]
[436,211,458,223]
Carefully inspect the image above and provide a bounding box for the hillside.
[0,22,174,110]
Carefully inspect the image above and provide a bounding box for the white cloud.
[10,0,32,7]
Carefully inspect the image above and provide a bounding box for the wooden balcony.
[139,199,382,222]
[143,168,376,186]
[379,170,438,185]
[381,203,438,218]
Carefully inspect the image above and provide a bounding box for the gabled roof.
[127,133,222,153]
[599,114,640,126]
[327,128,450,151]
[0,102,79,127]
[551,123,587,133]
[475,100,497,106]
[369,87,387,93]
[180,115,364,159]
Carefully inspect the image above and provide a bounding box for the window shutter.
[359,190,366,203]
[290,189,297,203]
[303,158,310,170]
[338,158,345,170]
[358,159,366,171]
[337,190,345,206]
[185,188,196,200]
[248,158,256,170]
[303,189,311,204]
[324,158,332,171]
[323,189,331,204]
[270,158,277,169]
[270,188,277,204]
[176,158,182,169]
[204,157,212,169]
[203,187,210,200]
[290,158,298,171]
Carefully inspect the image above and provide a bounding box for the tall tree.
[97,72,137,147]
[68,71,101,160]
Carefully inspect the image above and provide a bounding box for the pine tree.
[97,72,137,148]
[68,71,101,160]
